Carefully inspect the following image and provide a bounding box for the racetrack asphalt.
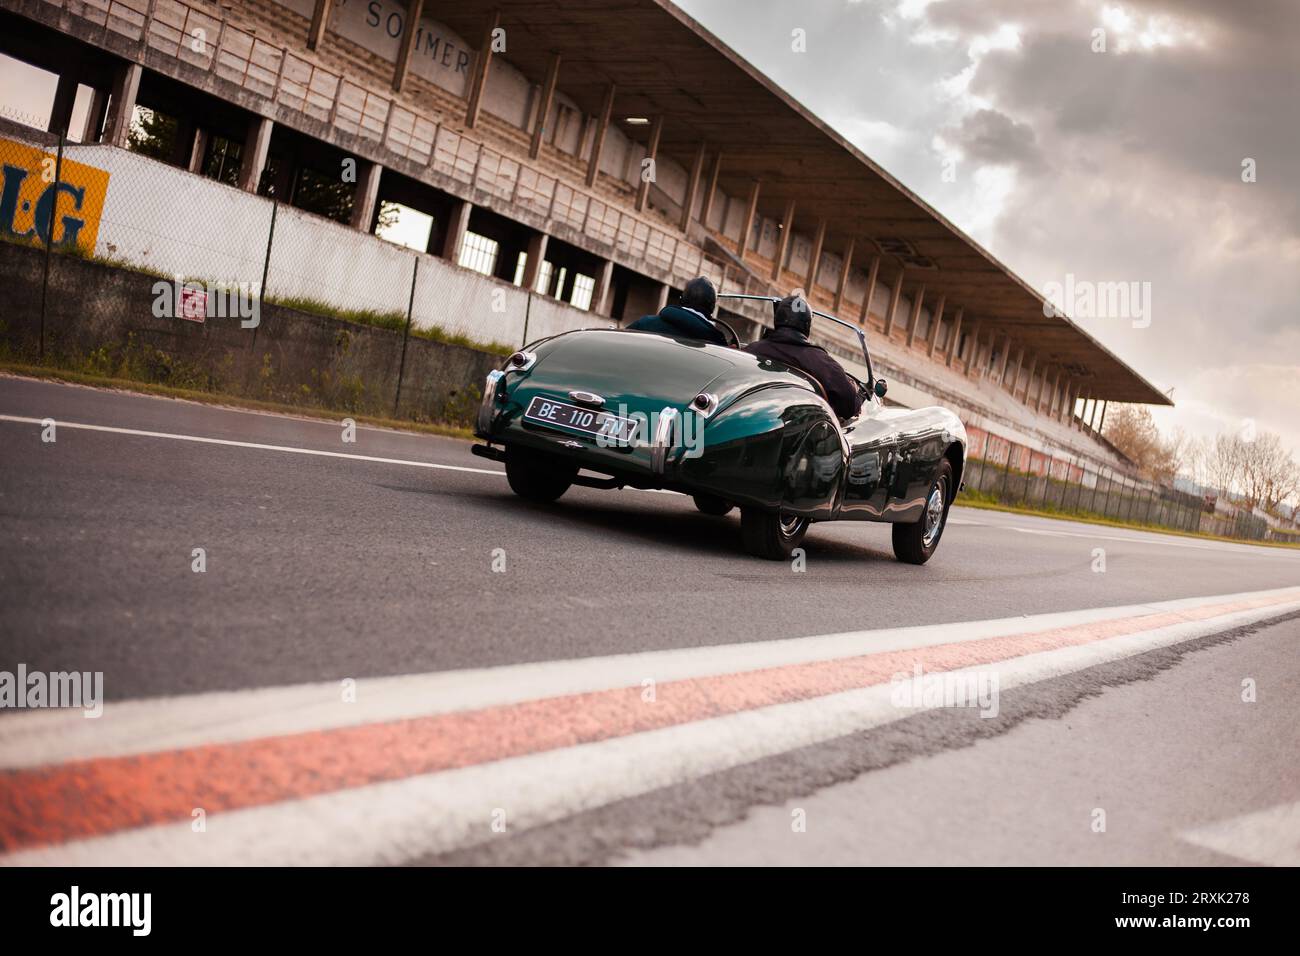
[1,373,1297,865]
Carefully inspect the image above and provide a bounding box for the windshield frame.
[716,293,876,387]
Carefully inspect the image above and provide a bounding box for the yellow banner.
[0,137,111,253]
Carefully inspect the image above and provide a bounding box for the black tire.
[505,447,577,503]
[740,508,810,560]
[892,459,953,565]
[692,493,734,517]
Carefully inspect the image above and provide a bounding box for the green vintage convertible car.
[472,295,966,564]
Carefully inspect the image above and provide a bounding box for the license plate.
[523,396,638,443]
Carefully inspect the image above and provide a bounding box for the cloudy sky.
[679,0,1299,453]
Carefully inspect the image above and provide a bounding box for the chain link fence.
[0,123,616,362]
[0,124,604,421]
[959,449,1271,541]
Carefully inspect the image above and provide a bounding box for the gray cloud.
[946,108,1044,171]
[677,0,1300,453]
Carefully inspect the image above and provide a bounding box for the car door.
[838,397,904,519]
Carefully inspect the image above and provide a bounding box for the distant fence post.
[1100,470,1113,517]
[393,256,419,418]
[1041,456,1053,508]
[1000,443,1014,501]
[521,290,532,347]
[38,131,65,362]
[254,198,278,351]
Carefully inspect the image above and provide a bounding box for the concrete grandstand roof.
[436,0,1170,405]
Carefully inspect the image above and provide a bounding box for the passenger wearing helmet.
[745,293,864,420]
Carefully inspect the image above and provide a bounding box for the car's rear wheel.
[740,508,809,560]
[505,447,577,503]
[692,493,734,517]
[892,459,953,565]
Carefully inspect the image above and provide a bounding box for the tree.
[1192,430,1298,518]
[127,106,179,161]
[1239,432,1299,515]
[1201,433,1246,502]
[1102,404,1184,483]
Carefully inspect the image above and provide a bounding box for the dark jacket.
[627,305,728,346]
[745,327,864,419]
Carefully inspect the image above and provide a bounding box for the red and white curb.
[2,586,1298,865]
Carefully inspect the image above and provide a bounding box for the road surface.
[0,374,1297,865]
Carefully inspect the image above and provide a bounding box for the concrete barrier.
[0,239,503,423]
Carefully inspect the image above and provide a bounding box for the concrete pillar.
[833,238,855,314]
[905,284,925,347]
[441,199,472,262]
[82,87,110,143]
[187,127,209,173]
[680,142,706,233]
[944,307,964,366]
[238,115,273,193]
[1020,354,1038,402]
[804,218,826,292]
[592,259,615,316]
[392,0,425,92]
[521,233,549,292]
[964,324,982,377]
[634,115,663,213]
[350,160,383,232]
[1006,347,1024,392]
[48,73,79,137]
[992,334,1010,383]
[925,295,946,358]
[858,255,880,326]
[1062,383,1077,423]
[104,62,142,149]
[465,11,500,129]
[530,54,561,160]
[307,0,330,51]
[771,200,795,281]
[654,282,670,312]
[586,82,616,188]
[1096,400,1108,434]
[698,151,722,227]
[882,273,905,337]
[735,180,760,260]
[1035,369,1052,413]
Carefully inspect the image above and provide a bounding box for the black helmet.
[773,293,811,336]
[681,276,717,317]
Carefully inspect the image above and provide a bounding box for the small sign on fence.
[179,287,207,323]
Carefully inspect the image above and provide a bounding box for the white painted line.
[6,594,1296,866]
[1179,802,1300,866]
[949,507,1298,557]
[0,414,504,477]
[3,585,1298,770]
[0,414,684,496]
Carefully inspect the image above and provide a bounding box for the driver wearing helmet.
[627,276,728,346]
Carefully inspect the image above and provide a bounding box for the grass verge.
[0,362,474,441]
[955,493,1299,550]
